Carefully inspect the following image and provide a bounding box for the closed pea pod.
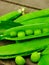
[14,8,49,24]
[15,16,49,25]
[0,9,23,23]
[0,37,49,59]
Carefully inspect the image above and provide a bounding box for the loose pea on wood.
[15,56,25,65]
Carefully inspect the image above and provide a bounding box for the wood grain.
[0,1,36,16]
[2,0,49,9]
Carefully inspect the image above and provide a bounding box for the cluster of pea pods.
[0,8,49,65]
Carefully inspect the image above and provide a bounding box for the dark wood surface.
[0,0,49,65]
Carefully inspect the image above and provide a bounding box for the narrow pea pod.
[14,8,49,24]
[18,16,49,25]
[3,23,49,41]
[0,37,49,59]
[0,9,22,23]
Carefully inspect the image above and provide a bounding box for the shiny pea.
[43,28,49,33]
[10,31,17,37]
[25,29,33,35]
[31,52,41,62]
[18,31,25,37]
[15,56,25,65]
[34,29,41,35]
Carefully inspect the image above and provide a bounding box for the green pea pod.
[14,8,49,24]
[0,37,49,59]
[18,16,49,25]
[38,55,49,65]
[42,45,49,55]
[0,9,22,23]
[0,10,23,36]
[3,22,49,41]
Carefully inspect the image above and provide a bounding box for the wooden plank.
[0,1,37,16]
[2,0,49,9]
[0,1,20,16]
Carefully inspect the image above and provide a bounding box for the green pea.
[15,56,25,65]
[30,52,41,62]
[34,29,41,35]
[25,29,33,35]
[43,28,49,33]
[18,31,25,37]
[10,31,16,37]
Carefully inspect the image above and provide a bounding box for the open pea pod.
[14,8,49,24]
[0,37,49,59]
[0,10,23,36]
[1,8,49,37]
[2,22,49,41]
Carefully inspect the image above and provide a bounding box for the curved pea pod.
[0,37,49,59]
[0,9,23,23]
[38,55,49,65]
[3,22,49,41]
[14,8,49,23]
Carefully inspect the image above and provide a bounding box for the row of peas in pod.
[3,22,49,41]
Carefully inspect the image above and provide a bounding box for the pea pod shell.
[4,23,49,41]
[14,8,49,23]
[0,37,49,59]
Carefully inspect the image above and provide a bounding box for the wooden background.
[0,0,49,65]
